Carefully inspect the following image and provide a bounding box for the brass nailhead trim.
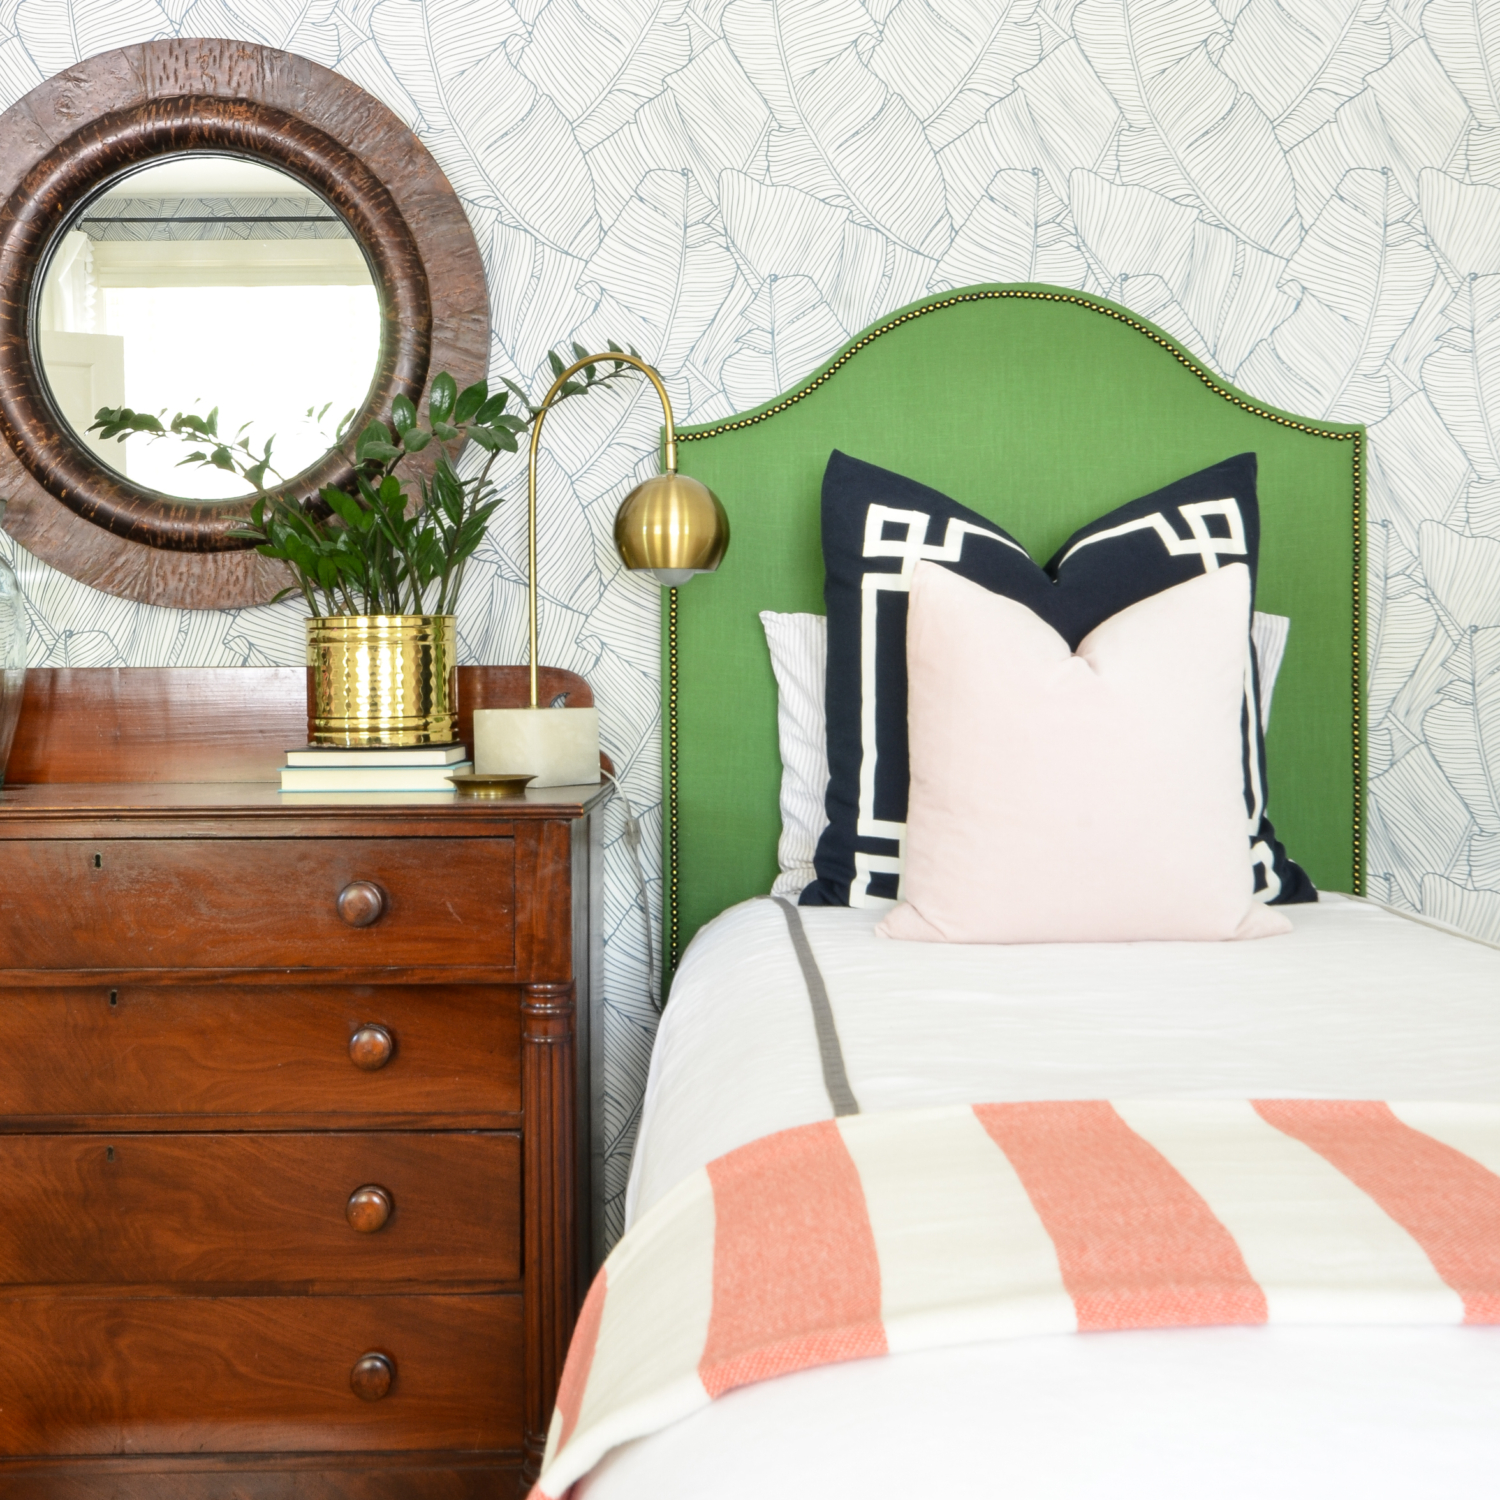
[1351,430,1364,896]
[677,291,1361,446]
[666,288,1366,940]
[668,584,680,974]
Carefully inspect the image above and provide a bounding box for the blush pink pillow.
[878,561,1291,945]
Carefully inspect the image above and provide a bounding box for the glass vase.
[0,504,26,786]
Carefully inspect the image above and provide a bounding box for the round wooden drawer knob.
[350,1352,394,1402]
[337,880,386,927]
[347,1185,392,1234]
[348,1024,394,1071]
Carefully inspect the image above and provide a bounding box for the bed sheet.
[589,896,1500,1498]
[628,895,1500,1222]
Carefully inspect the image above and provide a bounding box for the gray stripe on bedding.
[772,896,860,1117]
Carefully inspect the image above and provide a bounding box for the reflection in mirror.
[34,154,380,503]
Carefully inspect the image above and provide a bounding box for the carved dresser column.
[522,980,578,1483]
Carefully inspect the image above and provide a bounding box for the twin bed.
[550,287,1500,1496]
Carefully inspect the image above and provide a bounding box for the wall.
[3,0,1500,1241]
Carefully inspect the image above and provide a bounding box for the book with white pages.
[274,789,462,805]
[284,743,468,767]
[279,760,472,792]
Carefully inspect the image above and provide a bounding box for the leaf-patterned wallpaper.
[3,0,1500,1242]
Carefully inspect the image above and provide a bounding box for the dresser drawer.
[0,1292,520,1454]
[0,984,520,1120]
[0,1131,520,1290]
[0,838,515,970]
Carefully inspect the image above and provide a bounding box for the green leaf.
[284,535,320,573]
[91,406,166,437]
[548,349,566,380]
[355,421,399,464]
[475,392,508,424]
[401,427,432,452]
[323,488,365,529]
[569,343,599,383]
[390,394,417,434]
[209,446,235,472]
[466,426,500,452]
[430,421,459,442]
[427,372,457,424]
[433,461,464,507]
[453,379,488,425]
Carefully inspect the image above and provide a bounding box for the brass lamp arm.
[526,352,677,708]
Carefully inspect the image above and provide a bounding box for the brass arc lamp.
[528,352,729,705]
[471,352,729,788]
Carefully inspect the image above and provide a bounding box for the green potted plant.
[93,345,637,747]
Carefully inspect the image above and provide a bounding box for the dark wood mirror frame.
[0,39,489,610]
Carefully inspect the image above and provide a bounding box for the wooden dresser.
[0,666,606,1499]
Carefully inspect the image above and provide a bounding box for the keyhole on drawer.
[93,853,102,869]
[106,1147,114,1163]
[109,990,118,1007]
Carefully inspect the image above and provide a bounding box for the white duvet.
[585,895,1500,1498]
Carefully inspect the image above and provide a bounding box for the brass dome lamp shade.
[614,470,730,588]
[522,352,729,707]
[606,358,729,591]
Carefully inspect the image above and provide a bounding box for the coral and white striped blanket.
[533,1099,1500,1499]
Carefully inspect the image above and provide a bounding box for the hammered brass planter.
[306,615,457,747]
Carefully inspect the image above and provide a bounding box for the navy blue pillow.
[803,450,1314,909]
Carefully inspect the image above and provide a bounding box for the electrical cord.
[599,768,659,1011]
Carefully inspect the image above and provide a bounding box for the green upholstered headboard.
[664,285,1364,970]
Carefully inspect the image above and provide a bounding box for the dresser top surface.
[0,780,611,821]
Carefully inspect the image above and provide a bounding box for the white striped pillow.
[760,610,828,898]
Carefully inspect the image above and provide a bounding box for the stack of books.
[279,742,472,793]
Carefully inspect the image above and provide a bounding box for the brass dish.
[447,772,536,799]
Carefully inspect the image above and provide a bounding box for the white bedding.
[590,896,1500,1498]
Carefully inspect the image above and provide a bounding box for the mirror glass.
[33,154,380,503]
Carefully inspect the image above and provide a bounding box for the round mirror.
[0,40,489,609]
[34,154,381,504]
